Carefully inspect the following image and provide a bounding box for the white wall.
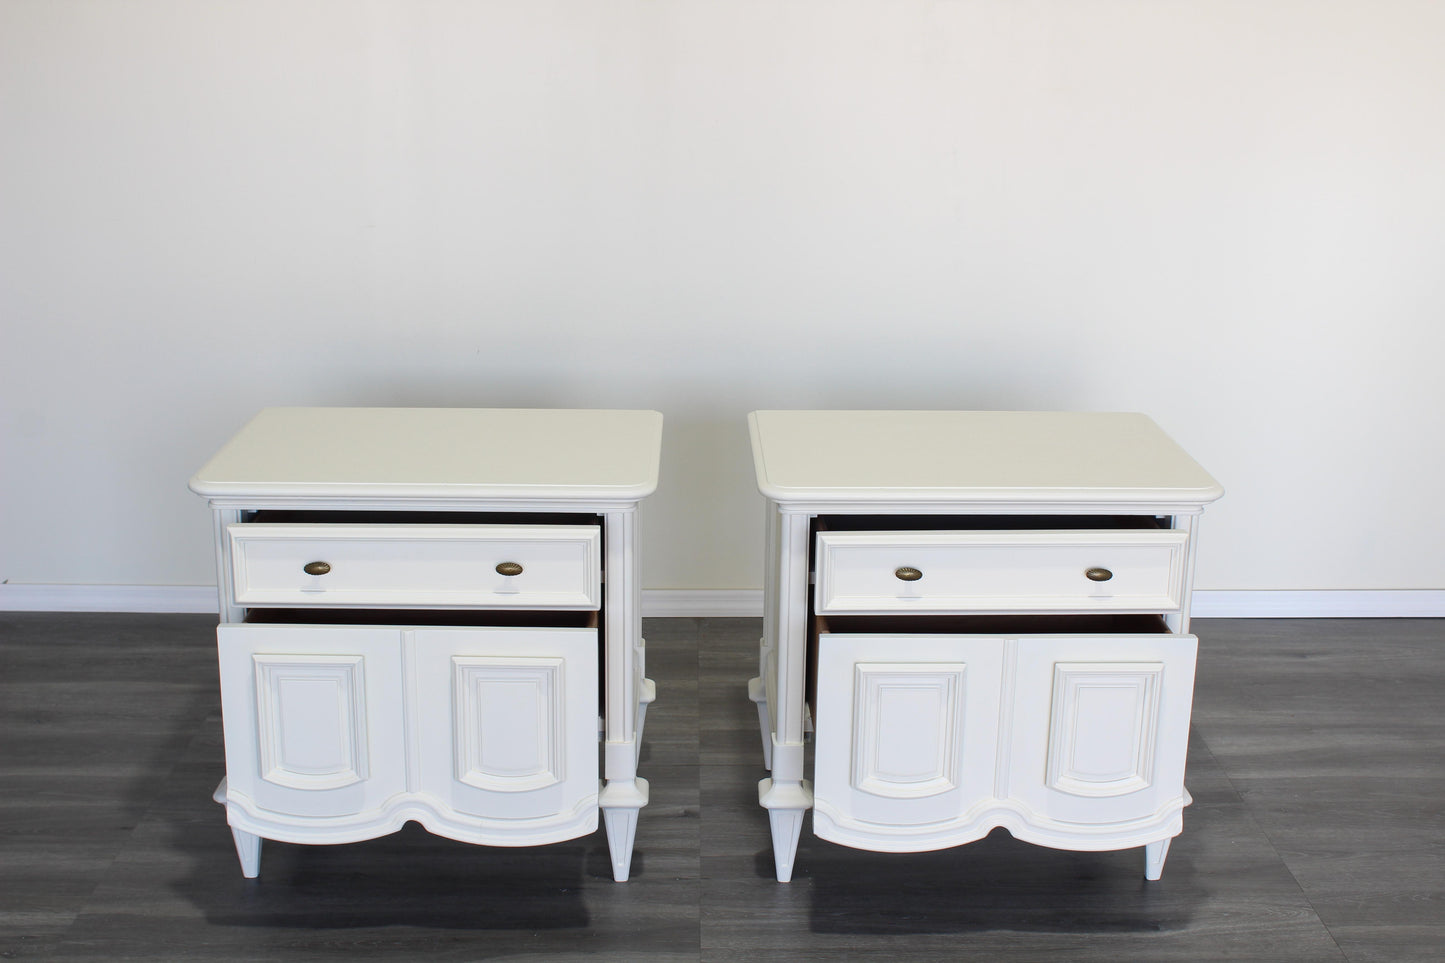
[3,1,1443,601]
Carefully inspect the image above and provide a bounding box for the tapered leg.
[761,509,813,881]
[1145,837,1173,880]
[600,509,648,881]
[231,826,261,879]
[601,777,648,881]
[759,776,812,882]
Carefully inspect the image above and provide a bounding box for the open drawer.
[228,522,602,610]
[814,527,1189,615]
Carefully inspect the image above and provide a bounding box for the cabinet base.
[213,777,620,879]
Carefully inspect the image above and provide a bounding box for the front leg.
[599,508,648,881]
[1145,837,1173,880]
[599,765,649,882]
[760,737,812,881]
[231,826,262,878]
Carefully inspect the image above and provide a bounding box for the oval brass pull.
[303,561,331,576]
[496,561,524,577]
[1085,567,1113,582]
[894,567,923,582]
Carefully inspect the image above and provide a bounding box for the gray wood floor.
[1,614,1441,961]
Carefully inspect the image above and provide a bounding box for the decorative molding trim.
[852,662,966,799]
[1046,662,1162,798]
[253,654,369,792]
[451,656,565,793]
[4,584,1445,619]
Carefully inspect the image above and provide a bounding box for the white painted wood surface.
[228,523,602,609]
[749,411,1223,508]
[191,407,663,502]
[218,624,601,846]
[194,407,661,881]
[748,410,1221,882]
[814,529,1188,615]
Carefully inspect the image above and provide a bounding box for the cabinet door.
[1005,634,1197,829]
[812,632,1003,850]
[412,627,599,838]
[217,625,406,820]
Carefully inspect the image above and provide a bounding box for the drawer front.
[815,529,1188,615]
[229,523,601,609]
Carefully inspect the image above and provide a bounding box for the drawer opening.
[814,514,1167,533]
[815,613,1171,637]
[245,510,602,527]
[242,608,599,630]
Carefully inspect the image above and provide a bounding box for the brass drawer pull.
[303,561,331,576]
[894,566,923,582]
[496,561,524,577]
[1085,567,1113,582]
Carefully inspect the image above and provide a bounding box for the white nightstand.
[191,407,662,882]
[747,410,1223,882]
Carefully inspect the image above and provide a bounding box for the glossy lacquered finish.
[748,410,1222,882]
[192,407,662,882]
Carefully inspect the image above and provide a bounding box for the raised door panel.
[217,625,406,820]
[412,627,599,838]
[850,663,967,798]
[812,633,1003,849]
[1006,634,1197,832]
[451,658,568,793]
[253,654,369,791]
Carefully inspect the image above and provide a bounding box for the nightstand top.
[191,407,663,502]
[748,410,1222,508]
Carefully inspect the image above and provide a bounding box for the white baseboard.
[0,584,220,614]
[2,584,1443,619]
[1188,590,1445,618]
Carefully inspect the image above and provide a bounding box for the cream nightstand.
[190,407,662,882]
[747,410,1223,882]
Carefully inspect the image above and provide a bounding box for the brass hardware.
[303,561,331,576]
[894,567,923,582]
[1085,567,1113,582]
[496,561,524,577]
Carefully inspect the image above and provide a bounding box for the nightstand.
[747,410,1222,882]
[191,407,662,881]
